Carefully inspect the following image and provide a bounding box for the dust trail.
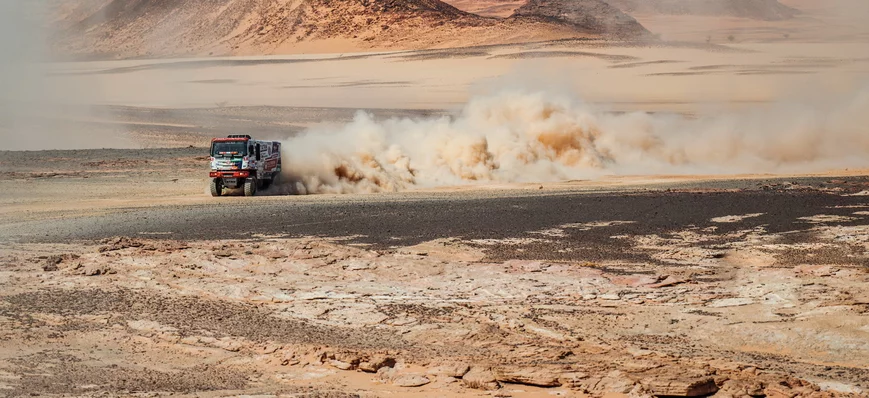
[277,88,869,194]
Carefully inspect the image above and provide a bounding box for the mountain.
[510,0,651,39]
[439,0,526,17]
[604,0,799,21]
[49,0,652,59]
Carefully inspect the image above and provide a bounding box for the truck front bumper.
[210,170,250,178]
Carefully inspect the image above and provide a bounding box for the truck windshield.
[211,141,247,157]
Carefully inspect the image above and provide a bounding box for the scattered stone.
[557,372,590,389]
[42,256,62,272]
[41,254,80,272]
[80,264,115,276]
[573,371,635,394]
[323,352,362,370]
[596,370,636,393]
[427,362,470,378]
[343,259,372,271]
[764,384,797,398]
[359,355,396,373]
[648,275,687,288]
[609,274,661,287]
[745,382,765,397]
[377,367,431,387]
[330,359,355,370]
[267,251,285,259]
[212,338,244,352]
[462,367,500,390]
[213,250,233,258]
[622,360,663,373]
[99,237,145,252]
[392,373,431,387]
[493,365,561,387]
[642,376,718,397]
[706,298,753,308]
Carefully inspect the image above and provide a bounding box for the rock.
[557,372,590,389]
[392,373,431,387]
[343,259,372,271]
[427,362,470,378]
[42,255,62,271]
[648,275,686,288]
[764,385,797,398]
[493,365,561,387]
[377,367,431,387]
[377,366,396,380]
[323,352,361,370]
[99,236,145,252]
[359,355,396,373]
[706,298,753,308]
[267,251,286,259]
[329,359,355,370]
[42,254,80,271]
[597,370,636,393]
[462,367,500,390]
[609,274,661,287]
[80,264,115,276]
[642,376,718,397]
[212,338,243,352]
[709,380,742,398]
[600,293,621,300]
[622,360,663,373]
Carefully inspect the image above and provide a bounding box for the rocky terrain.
[2,168,869,396]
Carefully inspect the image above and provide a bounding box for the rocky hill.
[510,0,650,39]
[604,0,799,21]
[439,0,527,17]
[50,0,652,59]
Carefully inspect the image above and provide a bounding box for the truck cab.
[209,135,281,196]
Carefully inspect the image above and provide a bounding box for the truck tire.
[210,178,223,197]
[243,178,257,197]
[261,178,272,190]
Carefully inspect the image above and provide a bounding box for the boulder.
[359,355,396,373]
[427,362,470,378]
[642,376,719,397]
[462,367,500,390]
[493,365,562,387]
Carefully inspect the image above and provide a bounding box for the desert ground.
[2,1,869,397]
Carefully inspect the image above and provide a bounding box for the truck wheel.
[210,178,223,197]
[243,178,257,197]
[261,178,272,190]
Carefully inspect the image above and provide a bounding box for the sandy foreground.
[2,174,869,397]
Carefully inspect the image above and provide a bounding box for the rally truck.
[209,135,281,196]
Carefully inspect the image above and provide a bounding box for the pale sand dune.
[41,41,869,110]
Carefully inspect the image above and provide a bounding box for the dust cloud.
[0,1,133,151]
[279,87,869,194]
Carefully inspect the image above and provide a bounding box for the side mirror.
[255,144,261,161]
